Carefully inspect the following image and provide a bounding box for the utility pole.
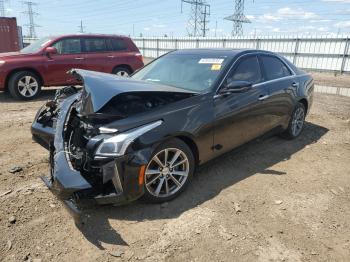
[181,0,210,37]
[224,0,251,36]
[78,20,85,33]
[214,20,217,37]
[0,0,5,17]
[23,1,39,38]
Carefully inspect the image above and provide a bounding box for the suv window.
[52,38,82,54]
[84,38,108,52]
[106,38,127,51]
[260,55,292,80]
[228,55,262,84]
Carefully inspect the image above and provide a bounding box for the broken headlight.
[95,120,162,158]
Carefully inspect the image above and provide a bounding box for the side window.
[106,38,127,51]
[227,56,262,84]
[52,38,81,54]
[260,55,292,80]
[84,38,108,52]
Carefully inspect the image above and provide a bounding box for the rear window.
[84,38,108,52]
[107,38,127,51]
[260,55,292,80]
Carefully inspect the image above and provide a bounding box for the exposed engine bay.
[99,91,193,118]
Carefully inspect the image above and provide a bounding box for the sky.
[3,0,350,38]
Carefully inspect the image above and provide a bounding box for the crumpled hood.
[70,69,198,116]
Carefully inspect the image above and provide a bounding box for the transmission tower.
[23,1,39,38]
[224,0,251,36]
[181,0,210,37]
[0,0,6,17]
[78,20,85,33]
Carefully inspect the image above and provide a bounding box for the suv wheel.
[281,102,306,139]
[8,71,41,100]
[142,138,195,203]
[112,66,131,77]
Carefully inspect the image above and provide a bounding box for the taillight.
[135,53,143,63]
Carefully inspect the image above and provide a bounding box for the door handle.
[258,95,270,101]
[74,57,84,60]
[292,82,298,88]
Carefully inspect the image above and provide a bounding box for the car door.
[82,37,113,73]
[106,37,131,73]
[213,54,272,156]
[45,37,85,85]
[258,54,296,128]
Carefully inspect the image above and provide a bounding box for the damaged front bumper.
[31,95,150,221]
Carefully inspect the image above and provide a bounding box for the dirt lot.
[310,72,350,88]
[0,90,349,262]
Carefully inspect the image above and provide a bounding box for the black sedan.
[31,49,314,219]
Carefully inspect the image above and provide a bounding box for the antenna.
[22,1,39,38]
[181,0,210,37]
[224,0,251,36]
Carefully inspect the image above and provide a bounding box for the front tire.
[142,138,195,203]
[8,71,41,100]
[281,102,306,139]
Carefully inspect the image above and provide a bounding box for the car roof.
[48,34,129,39]
[171,48,276,57]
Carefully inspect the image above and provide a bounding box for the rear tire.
[112,66,131,77]
[281,102,306,140]
[8,71,41,100]
[141,138,195,203]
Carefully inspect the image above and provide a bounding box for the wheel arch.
[5,68,44,90]
[112,64,133,74]
[174,135,200,167]
[298,98,308,113]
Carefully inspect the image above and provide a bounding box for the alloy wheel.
[145,148,189,198]
[291,107,305,136]
[17,76,39,98]
[115,70,129,77]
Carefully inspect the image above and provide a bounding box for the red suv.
[0,34,144,100]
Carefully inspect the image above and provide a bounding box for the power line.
[224,0,251,36]
[181,0,210,37]
[22,1,39,38]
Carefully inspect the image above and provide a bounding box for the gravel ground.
[0,91,349,262]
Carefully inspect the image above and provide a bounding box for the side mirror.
[44,46,57,56]
[220,80,252,94]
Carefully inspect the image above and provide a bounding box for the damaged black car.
[31,49,314,219]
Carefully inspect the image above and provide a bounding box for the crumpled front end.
[31,91,151,220]
[31,70,195,220]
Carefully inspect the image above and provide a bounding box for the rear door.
[45,37,85,85]
[82,37,113,73]
[213,54,271,156]
[258,54,296,127]
[106,37,130,73]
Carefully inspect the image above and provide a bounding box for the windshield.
[132,53,229,92]
[20,37,53,54]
